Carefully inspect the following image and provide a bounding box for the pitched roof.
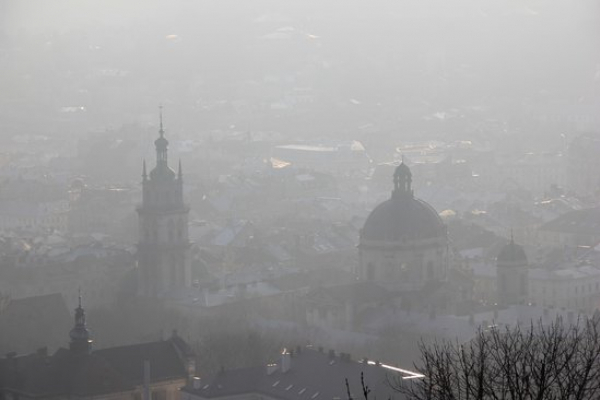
[0,336,190,397]
[94,338,188,385]
[183,348,417,400]
[540,207,600,235]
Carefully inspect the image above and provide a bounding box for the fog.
[1,1,600,398]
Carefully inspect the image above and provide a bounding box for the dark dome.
[362,196,445,242]
[394,163,411,177]
[497,241,527,264]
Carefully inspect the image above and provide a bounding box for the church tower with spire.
[137,108,190,297]
[69,290,92,355]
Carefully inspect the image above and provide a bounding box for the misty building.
[358,163,448,292]
[137,114,191,298]
[496,238,529,306]
[567,133,600,197]
[0,297,195,400]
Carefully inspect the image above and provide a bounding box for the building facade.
[496,239,529,306]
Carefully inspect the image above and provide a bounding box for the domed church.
[359,163,448,292]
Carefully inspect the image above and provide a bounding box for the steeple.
[392,161,413,199]
[69,289,92,355]
[154,105,169,168]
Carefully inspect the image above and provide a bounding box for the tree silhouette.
[392,317,600,400]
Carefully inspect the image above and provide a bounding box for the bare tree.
[391,317,600,400]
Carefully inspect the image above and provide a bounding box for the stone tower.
[137,108,190,297]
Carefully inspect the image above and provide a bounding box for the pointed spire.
[159,104,165,138]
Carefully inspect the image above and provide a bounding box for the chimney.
[281,348,291,373]
[266,363,278,375]
[192,377,202,390]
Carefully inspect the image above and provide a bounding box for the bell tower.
[69,290,92,355]
[137,107,191,297]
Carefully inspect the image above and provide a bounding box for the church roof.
[0,336,190,397]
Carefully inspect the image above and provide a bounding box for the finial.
[159,104,165,137]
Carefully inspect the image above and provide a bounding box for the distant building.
[137,111,191,298]
[567,133,600,197]
[181,347,420,400]
[538,207,600,247]
[496,238,529,306]
[0,296,195,400]
[529,265,600,313]
[272,141,369,176]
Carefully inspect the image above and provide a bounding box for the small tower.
[392,162,413,199]
[69,290,92,355]
[496,236,528,306]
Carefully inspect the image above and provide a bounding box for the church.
[137,110,191,298]
[306,163,458,331]
[359,162,448,292]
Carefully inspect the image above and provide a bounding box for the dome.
[362,197,445,242]
[394,162,411,178]
[497,240,527,264]
[362,162,444,242]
